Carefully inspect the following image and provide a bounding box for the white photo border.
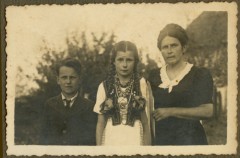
[5,2,238,156]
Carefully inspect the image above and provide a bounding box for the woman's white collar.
[159,63,193,93]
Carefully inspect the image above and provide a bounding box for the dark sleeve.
[84,100,97,145]
[193,68,214,106]
[88,111,97,145]
[148,68,161,87]
[39,102,49,145]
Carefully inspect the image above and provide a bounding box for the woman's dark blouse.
[149,66,213,145]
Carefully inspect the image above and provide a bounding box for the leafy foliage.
[34,32,116,101]
[186,11,227,87]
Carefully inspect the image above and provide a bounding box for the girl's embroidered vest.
[103,80,142,127]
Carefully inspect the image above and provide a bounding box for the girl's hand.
[105,98,113,109]
[100,98,113,113]
[152,108,173,121]
[133,96,146,111]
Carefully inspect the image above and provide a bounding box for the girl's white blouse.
[93,78,154,145]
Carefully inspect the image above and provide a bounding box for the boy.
[40,58,96,145]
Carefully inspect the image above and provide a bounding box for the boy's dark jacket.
[40,94,97,145]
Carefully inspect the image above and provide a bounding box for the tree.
[186,11,227,87]
[33,32,116,102]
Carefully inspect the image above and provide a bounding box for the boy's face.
[57,66,81,98]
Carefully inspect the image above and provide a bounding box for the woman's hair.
[157,23,188,50]
[105,41,141,98]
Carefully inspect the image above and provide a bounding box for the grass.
[203,111,227,145]
[15,104,227,145]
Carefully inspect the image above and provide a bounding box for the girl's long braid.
[133,67,141,96]
[107,66,141,96]
[104,41,143,126]
[105,40,141,105]
[105,62,116,99]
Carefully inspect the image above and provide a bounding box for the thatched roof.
[186,11,227,54]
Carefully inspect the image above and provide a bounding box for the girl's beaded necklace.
[115,76,134,124]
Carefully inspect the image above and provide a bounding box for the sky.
[5,3,230,96]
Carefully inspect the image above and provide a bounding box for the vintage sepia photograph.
[5,2,238,156]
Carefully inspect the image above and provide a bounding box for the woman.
[94,41,153,145]
[149,24,213,145]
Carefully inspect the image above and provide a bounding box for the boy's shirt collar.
[61,92,78,107]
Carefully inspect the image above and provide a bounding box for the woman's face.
[114,51,135,78]
[160,36,185,65]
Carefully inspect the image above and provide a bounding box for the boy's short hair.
[55,58,82,76]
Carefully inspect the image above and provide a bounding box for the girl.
[94,41,153,145]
